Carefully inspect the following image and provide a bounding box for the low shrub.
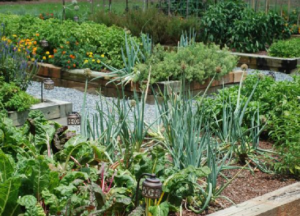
[0,13,136,68]
[0,79,39,112]
[90,8,200,45]
[134,43,238,83]
[268,38,300,58]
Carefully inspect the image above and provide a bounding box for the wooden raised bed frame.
[233,52,300,74]
[35,63,246,104]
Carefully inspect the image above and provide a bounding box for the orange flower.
[73,64,76,68]
[48,55,53,59]
[68,66,70,69]
[67,60,71,63]
[33,41,37,45]
[62,51,66,55]
[36,33,40,37]
[53,49,57,53]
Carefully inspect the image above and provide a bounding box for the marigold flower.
[36,33,40,37]
[43,56,46,60]
[31,58,35,62]
[68,60,71,63]
[97,60,101,64]
[33,41,37,45]
[89,54,93,58]
[46,51,50,55]
[84,59,89,64]
[101,54,104,58]
[48,55,53,59]
[53,49,57,53]
[92,59,95,62]
[13,34,17,38]
[73,64,76,68]
[62,51,66,55]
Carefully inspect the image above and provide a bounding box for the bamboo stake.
[288,0,291,21]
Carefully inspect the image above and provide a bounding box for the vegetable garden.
[0,0,299,215]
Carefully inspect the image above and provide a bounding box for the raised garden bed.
[291,34,300,38]
[35,63,246,103]
[8,98,72,126]
[233,52,300,74]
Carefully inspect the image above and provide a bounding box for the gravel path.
[26,69,296,133]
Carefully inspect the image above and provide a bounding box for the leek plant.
[178,28,196,49]
[211,74,274,173]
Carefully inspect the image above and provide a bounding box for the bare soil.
[170,141,298,216]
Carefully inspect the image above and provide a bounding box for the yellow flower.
[89,54,93,58]
[43,56,46,60]
[97,60,101,64]
[46,51,50,55]
[31,58,35,62]
[17,49,21,52]
[92,59,95,62]
[101,54,104,58]
[84,59,89,64]
[13,34,17,38]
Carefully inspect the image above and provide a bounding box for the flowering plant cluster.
[290,24,300,34]
[1,34,42,62]
[39,13,54,20]
[52,37,106,70]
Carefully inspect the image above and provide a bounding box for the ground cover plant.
[0,13,136,68]
[134,43,238,84]
[268,38,300,58]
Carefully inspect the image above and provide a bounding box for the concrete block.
[8,99,72,126]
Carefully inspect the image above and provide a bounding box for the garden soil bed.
[170,141,298,216]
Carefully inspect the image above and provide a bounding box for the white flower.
[74,5,79,10]
[72,0,78,4]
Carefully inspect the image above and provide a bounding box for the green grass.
[0,0,146,20]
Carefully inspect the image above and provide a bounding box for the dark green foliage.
[268,38,300,58]
[201,1,291,52]
[90,8,200,45]
[0,80,38,112]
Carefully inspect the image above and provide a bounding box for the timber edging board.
[232,52,300,74]
[8,99,72,126]
[208,182,300,216]
[35,63,246,103]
